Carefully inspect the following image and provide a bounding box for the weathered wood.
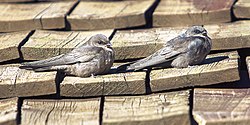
[0,0,33,2]
[153,0,235,27]
[60,71,146,97]
[193,88,250,125]
[111,21,250,60]
[22,98,100,125]
[234,0,250,18]
[0,97,18,125]
[150,51,239,92]
[111,27,184,60]
[0,64,56,98]
[0,31,31,62]
[67,0,155,30]
[0,0,73,2]
[103,90,190,125]
[21,30,114,60]
[0,1,77,32]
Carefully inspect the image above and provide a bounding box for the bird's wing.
[20,46,103,68]
[127,37,196,70]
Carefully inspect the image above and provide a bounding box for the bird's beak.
[106,43,112,48]
[202,32,207,36]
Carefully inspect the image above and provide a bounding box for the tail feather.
[20,54,65,68]
[19,64,68,72]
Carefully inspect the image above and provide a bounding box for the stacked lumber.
[22,98,101,125]
[67,0,156,30]
[0,31,31,62]
[103,90,190,125]
[0,64,56,98]
[0,98,18,125]
[153,0,235,27]
[193,88,250,125]
[234,0,250,18]
[0,1,77,32]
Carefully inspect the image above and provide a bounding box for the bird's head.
[87,34,112,48]
[185,26,208,37]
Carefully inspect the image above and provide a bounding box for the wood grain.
[0,64,56,98]
[0,31,31,62]
[234,0,250,18]
[0,97,18,125]
[0,1,77,32]
[153,0,235,27]
[193,88,250,125]
[103,90,190,125]
[0,0,74,2]
[0,0,33,2]
[112,20,250,60]
[21,30,114,60]
[67,0,155,30]
[150,51,239,92]
[60,71,146,97]
[22,98,100,125]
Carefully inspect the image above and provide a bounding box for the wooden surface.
[21,30,114,60]
[0,64,56,98]
[204,21,250,50]
[0,1,77,32]
[153,0,235,27]
[0,97,18,125]
[0,0,33,2]
[111,20,250,60]
[150,51,239,92]
[103,90,190,125]
[67,0,155,30]
[0,31,31,62]
[193,88,250,125]
[22,98,100,125]
[111,27,184,60]
[234,0,250,18]
[60,71,146,97]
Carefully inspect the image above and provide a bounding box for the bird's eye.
[98,41,102,44]
[194,30,201,34]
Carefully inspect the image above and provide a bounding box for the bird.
[127,26,212,71]
[20,34,115,78]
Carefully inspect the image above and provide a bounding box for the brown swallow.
[20,34,115,77]
[127,26,212,70]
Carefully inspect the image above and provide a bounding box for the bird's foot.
[188,65,198,68]
[91,74,97,78]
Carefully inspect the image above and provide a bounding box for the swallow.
[20,34,115,77]
[127,26,212,70]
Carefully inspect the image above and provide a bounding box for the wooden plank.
[150,51,239,92]
[67,0,155,30]
[234,0,250,18]
[22,98,100,125]
[153,0,235,27]
[103,90,190,125]
[60,71,146,97]
[111,21,250,60]
[0,31,31,62]
[0,0,73,2]
[0,97,18,125]
[0,64,56,98]
[0,1,77,32]
[0,0,33,2]
[193,88,250,125]
[21,30,114,60]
